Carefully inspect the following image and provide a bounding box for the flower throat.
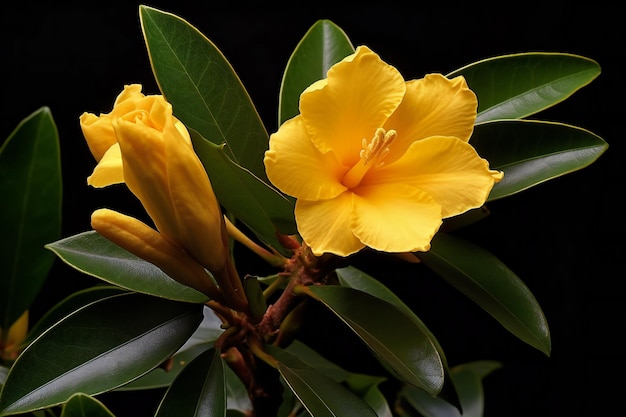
[341,127,396,189]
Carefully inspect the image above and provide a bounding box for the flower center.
[341,128,396,189]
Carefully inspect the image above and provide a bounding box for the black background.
[2,2,624,416]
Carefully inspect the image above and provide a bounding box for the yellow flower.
[81,85,246,310]
[264,46,503,257]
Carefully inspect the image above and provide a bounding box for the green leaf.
[244,276,267,322]
[0,107,61,333]
[190,131,296,248]
[155,348,226,417]
[335,267,462,410]
[224,362,253,414]
[470,120,608,201]
[0,292,203,415]
[280,365,378,417]
[283,340,392,417]
[419,233,551,355]
[120,340,211,391]
[45,231,208,303]
[336,266,448,365]
[276,377,300,417]
[266,345,378,417]
[120,306,223,390]
[279,20,354,125]
[447,361,501,417]
[302,285,444,395]
[60,393,115,417]
[351,376,392,417]
[139,5,269,181]
[446,52,600,123]
[398,361,501,417]
[26,286,127,345]
[281,339,351,382]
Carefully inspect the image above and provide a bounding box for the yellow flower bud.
[91,208,223,302]
[113,106,226,273]
[82,85,248,311]
[80,84,174,187]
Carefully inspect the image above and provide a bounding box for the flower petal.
[383,74,477,163]
[164,122,228,272]
[113,84,145,107]
[80,85,148,161]
[79,111,118,162]
[351,184,442,253]
[295,193,364,256]
[371,136,502,218]
[87,143,124,187]
[300,45,406,165]
[265,117,346,200]
[113,118,178,239]
[174,120,192,144]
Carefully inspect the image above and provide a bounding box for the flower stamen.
[342,128,396,189]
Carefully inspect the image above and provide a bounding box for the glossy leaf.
[470,120,608,201]
[335,267,462,410]
[0,292,203,415]
[45,231,208,303]
[301,285,444,395]
[60,393,115,417]
[140,5,269,181]
[26,286,127,344]
[155,348,226,417]
[120,306,223,390]
[0,293,202,415]
[278,20,354,125]
[266,345,378,417]
[398,361,501,417]
[336,266,447,365]
[279,339,352,383]
[351,377,392,417]
[0,107,61,333]
[224,362,252,415]
[446,52,600,123]
[418,233,551,355]
[190,131,296,249]
[280,365,378,417]
[282,340,392,417]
